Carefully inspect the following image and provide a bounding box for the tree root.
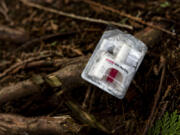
[0,114,82,135]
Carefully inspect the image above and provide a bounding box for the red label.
[106,68,118,83]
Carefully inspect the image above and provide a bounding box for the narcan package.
[81,29,147,99]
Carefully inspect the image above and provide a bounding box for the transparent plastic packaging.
[81,28,147,99]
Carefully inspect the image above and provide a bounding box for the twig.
[88,87,95,112]
[153,85,171,122]
[19,0,132,30]
[83,0,176,36]
[66,100,111,133]
[142,64,166,135]
[147,85,171,133]
[162,85,172,101]
[15,32,76,53]
[82,85,91,109]
[0,0,11,22]
[158,101,169,119]
[132,80,143,94]
[20,50,62,59]
[0,53,51,80]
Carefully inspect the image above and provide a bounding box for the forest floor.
[0,0,179,135]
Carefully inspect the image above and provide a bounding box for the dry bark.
[0,114,81,135]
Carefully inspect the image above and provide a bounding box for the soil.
[0,0,179,135]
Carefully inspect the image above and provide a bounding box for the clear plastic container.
[81,28,147,99]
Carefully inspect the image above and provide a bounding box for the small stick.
[158,101,168,118]
[83,0,176,36]
[15,32,76,52]
[19,0,133,30]
[142,64,166,135]
[82,85,91,109]
[132,80,143,94]
[0,0,11,22]
[66,100,111,133]
[0,53,51,80]
[162,85,171,101]
[151,85,171,125]
[88,87,96,112]
[147,85,171,133]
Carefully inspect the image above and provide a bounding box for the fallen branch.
[82,0,176,36]
[19,0,133,30]
[0,114,82,135]
[0,25,29,43]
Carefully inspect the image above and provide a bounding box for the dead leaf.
[50,20,59,31]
